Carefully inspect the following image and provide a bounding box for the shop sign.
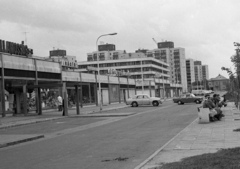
[0,39,33,57]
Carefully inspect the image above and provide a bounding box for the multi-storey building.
[186,59,195,92]
[78,56,171,97]
[193,60,209,90]
[202,65,209,80]
[47,49,78,70]
[146,41,188,93]
[78,44,184,98]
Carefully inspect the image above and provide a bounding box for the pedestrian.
[57,95,63,111]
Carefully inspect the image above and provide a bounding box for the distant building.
[98,44,116,51]
[202,65,209,80]
[146,42,188,93]
[208,74,229,91]
[157,41,174,49]
[48,49,77,70]
[193,60,209,90]
[78,43,186,97]
[186,59,195,92]
[194,60,202,66]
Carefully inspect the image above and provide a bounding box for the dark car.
[173,93,203,105]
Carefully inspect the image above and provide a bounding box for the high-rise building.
[202,65,209,80]
[193,60,209,90]
[186,59,195,92]
[146,41,188,93]
[194,60,202,66]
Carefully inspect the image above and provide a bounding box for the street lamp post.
[162,74,166,100]
[96,33,117,111]
[175,68,179,97]
[141,60,144,94]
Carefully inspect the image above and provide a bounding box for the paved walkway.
[138,102,240,169]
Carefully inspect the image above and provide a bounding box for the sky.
[0,0,240,78]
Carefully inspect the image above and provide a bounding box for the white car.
[126,94,162,107]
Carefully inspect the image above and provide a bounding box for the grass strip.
[156,147,240,169]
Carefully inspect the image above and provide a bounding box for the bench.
[197,107,210,124]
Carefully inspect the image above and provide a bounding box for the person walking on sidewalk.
[57,95,63,111]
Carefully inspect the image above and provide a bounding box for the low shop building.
[0,47,136,117]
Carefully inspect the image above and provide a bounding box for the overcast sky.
[0,0,239,78]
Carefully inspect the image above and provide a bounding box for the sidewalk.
[138,102,240,169]
[0,102,130,149]
[0,102,129,129]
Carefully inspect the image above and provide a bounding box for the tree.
[222,48,240,107]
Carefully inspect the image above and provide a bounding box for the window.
[143,95,149,99]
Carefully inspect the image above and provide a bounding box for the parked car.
[173,93,203,105]
[126,94,162,107]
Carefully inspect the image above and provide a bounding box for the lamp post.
[141,60,144,94]
[96,33,117,111]
[175,68,179,97]
[162,74,166,100]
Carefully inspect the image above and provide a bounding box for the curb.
[0,135,44,149]
[0,106,129,130]
[0,117,66,130]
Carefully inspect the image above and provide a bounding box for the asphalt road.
[0,101,199,169]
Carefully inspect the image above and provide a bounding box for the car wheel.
[178,101,182,105]
[152,101,159,106]
[132,102,138,107]
[195,100,200,104]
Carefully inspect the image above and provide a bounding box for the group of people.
[200,93,227,122]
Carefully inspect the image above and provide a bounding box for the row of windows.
[1,69,61,80]
[79,61,168,69]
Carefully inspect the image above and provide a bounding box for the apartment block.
[146,42,188,93]
[186,59,195,92]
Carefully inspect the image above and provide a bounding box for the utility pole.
[141,60,144,94]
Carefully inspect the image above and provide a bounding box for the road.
[0,101,199,169]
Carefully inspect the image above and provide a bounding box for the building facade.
[202,65,209,80]
[186,59,195,92]
[193,60,209,90]
[78,43,183,97]
[208,74,229,91]
[0,40,136,117]
[78,56,173,97]
[146,42,188,93]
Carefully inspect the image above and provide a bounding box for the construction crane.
[152,38,158,45]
